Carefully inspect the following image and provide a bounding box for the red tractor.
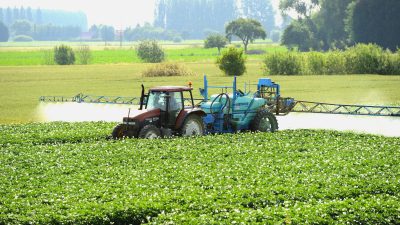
[112,85,206,139]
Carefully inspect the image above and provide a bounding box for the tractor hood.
[123,108,161,122]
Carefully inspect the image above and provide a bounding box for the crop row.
[0,122,399,224]
[0,122,115,146]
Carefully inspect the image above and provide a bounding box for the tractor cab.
[143,86,195,128]
[113,85,206,139]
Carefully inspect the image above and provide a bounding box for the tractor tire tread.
[138,125,161,139]
[181,114,205,136]
[250,109,278,132]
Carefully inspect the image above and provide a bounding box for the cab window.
[147,91,167,111]
[169,92,183,111]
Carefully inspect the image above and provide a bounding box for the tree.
[241,0,275,33]
[12,7,19,23]
[216,47,246,76]
[11,20,32,36]
[347,0,400,51]
[35,8,42,24]
[225,18,266,52]
[154,0,167,28]
[279,0,320,19]
[270,30,281,43]
[0,8,4,23]
[314,0,354,50]
[100,25,115,42]
[54,45,75,65]
[280,0,355,51]
[136,40,165,63]
[204,34,228,54]
[89,25,99,39]
[124,23,181,41]
[32,24,81,41]
[154,0,238,39]
[5,7,12,26]
[281,20,314,51]
[26,7,33,22]
[0,21,9,42]
[19,7,26,20]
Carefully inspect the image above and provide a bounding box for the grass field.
[0,45,286,66]
[1,122,399,224]
[1,63,400,124]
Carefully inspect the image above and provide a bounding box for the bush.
[41,49,55,65]
[393,50,400,74]
[216,47,246,76]
[136,40,165,63]
[54,45,75,65]
[325,50,347,75]
[142,63,194,77]
[345,44,383,74]
[374,49,400,75]
[76,45,92,65]
[262,44,400,75]
[264,51,302,75]
[13,35,33,42]
[173,36,183,43]
[305,52,325,75]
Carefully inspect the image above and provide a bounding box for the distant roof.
[149,86,193,92]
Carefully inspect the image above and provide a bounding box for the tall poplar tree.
[241,0,275,34]
[0,8,4,22]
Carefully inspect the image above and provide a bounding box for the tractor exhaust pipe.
[139,84,145,110]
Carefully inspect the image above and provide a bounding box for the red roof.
[149,86,193,92]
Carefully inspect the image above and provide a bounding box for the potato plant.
[0,122,399,224]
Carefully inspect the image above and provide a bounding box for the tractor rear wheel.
[138,125,161,139]
[251,110,278,132]
[112,124,135,139]
[181,114,204,137]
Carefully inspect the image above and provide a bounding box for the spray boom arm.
[39,76,400,117]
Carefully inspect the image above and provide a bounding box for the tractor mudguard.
[175,108,206,129]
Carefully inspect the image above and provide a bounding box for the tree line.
[0,7,87,29]
[0,7,87,41]
[154,0,276,39]
[280,0,400,51]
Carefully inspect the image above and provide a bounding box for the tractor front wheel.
[138,125,161,139]
[181,114,205,137]
[251,110,278,132]
[112,124,136,139]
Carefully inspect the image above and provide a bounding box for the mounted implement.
[110,76,281,138]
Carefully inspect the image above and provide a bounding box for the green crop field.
[1,42,400,224]
[0,42,286,66]
[0,122,399,224]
